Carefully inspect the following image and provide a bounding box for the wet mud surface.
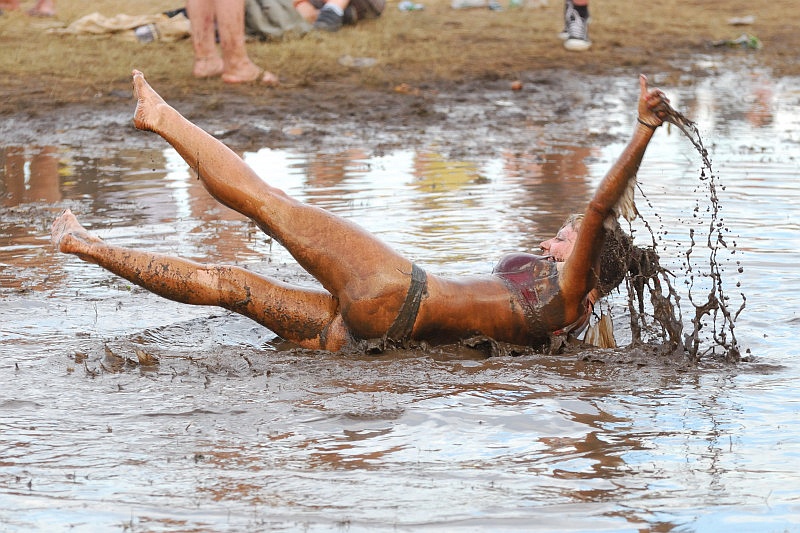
[2,60,800,531]
[0,69,695,156]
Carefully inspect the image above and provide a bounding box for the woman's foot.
[192,56,224,79]
[27,8,55,16]
[51,209,102,255]
[132,70,169,133]
[27,0,55,16]
[221,63,279,87]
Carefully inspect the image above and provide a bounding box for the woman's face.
[540,224,577,262]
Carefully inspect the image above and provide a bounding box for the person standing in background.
[187,0,279,85]
[560,0,590,51]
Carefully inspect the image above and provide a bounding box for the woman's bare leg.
[185,0,225,78]
[51,210,349,350]
[213,0,279,86]
[131,70,412,338]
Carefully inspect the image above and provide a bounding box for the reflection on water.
[1,146,62,206]
[1,69,800,531]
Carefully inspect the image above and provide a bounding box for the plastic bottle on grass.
[134,24,159,43]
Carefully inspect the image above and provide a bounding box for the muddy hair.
[564,214,638,296]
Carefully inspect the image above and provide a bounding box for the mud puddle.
[2,67,800,531]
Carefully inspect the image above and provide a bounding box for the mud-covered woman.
[51,71,672,353]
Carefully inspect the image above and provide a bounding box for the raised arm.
[560,74,671,301]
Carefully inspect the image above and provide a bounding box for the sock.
[574,4,588,19]
[321,3,344,16]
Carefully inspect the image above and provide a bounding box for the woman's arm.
[560,75,670,302]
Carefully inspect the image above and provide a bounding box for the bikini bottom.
[354,263,427,353]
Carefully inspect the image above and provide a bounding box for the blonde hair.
[562,214,632,296]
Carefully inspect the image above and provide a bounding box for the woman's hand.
[637,74,671,129]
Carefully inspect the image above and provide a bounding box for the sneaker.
[563,4,591,51]
[342,4,358,25]
[558,0,573,40]
[314,5,343,32]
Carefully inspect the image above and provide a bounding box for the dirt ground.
[0,0,797,152]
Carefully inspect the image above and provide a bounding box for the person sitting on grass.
[51,70,672,353]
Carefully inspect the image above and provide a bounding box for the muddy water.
[2,69,800,531]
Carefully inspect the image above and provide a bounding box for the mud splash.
[626,105,744,363]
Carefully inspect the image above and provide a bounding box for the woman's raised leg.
[51,209,349,350]
[131,70,413,338]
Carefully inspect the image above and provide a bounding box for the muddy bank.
[0,66,717,156]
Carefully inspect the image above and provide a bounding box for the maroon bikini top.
[493,252,589,340]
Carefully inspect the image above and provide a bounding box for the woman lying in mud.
[52,70,672,353]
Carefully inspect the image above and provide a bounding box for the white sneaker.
[563,4,591,51]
